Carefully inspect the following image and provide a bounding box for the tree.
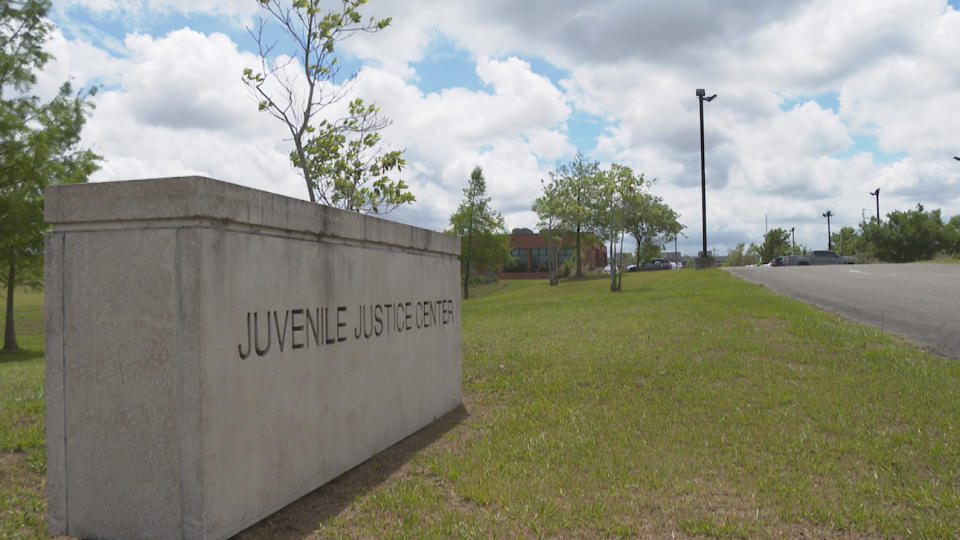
[244,0,413,213]
[448,167,508,299]
[943,215,960,256]
[726,242,755,266]
[830,226,861,257]
[759,228,791,263]
[861,204,946,262]
[548,153,601,277]
[1,0,100,352]
[596,164,645,292]
[533,177,565,286]
[623,189,681,267]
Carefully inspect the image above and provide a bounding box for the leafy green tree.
[1,0,100,352]
[448,167,508,299]
[760,228,791,263]
[942,215,960,256]
[244,0,412,213]
[623,190,681,267]
[830,226,861,257]
[726,242,752,266]
[596,164,645,291]
[533,177,566,286]
[547,153,601,277]
[861,204,945,262]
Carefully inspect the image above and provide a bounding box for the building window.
[557,248,573,266]
[504,248,528,272]
[531,248,552,272]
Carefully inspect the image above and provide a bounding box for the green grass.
[0,288,46,538]
[4,273,960,538]
[317,270,960,538]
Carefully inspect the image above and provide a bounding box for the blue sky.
[45,0,960,256]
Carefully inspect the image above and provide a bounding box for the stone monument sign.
[44,177,462,539]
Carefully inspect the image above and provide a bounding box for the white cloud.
[43,0,960,256]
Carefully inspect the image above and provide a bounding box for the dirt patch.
[747,316,788,331]
[0,450,26,470]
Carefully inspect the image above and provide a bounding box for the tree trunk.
[293,137,316,203]
[547,222,557,286]
[463,227,472,299]
[2,260,19,353]
[575,223,583,277]
[609,204,618,292]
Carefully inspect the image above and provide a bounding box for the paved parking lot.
[725,263,960,360]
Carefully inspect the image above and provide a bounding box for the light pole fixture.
[790,227,795,248]
[822,210,834,250]
[696,88,716,267]
[869,188,880,221]
[954,156,960,161]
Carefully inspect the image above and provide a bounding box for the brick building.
[498,229,607,279]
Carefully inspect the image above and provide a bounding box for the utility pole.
[696,88,716,267]
[870,188,880,221]
[822,211,834,250]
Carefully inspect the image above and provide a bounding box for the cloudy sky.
[42,0,960,256]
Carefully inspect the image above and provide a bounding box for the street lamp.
[822,210,834,250]
[869,188,880,221]
[790,227,795,248]
[954,156,960,161]
[696,88,716,268]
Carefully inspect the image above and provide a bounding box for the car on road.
[778,250,855,266]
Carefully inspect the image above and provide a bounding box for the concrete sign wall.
[44,177,462,539]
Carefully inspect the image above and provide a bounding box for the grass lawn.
[4,271,960,538]
[0,288,46,537]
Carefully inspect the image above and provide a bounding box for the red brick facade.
[498,231,607,279]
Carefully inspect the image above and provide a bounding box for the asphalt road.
[725,263,960,360]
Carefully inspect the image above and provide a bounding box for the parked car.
[637,258,673,271]
[626,264,638,272]
[778,250,855,266]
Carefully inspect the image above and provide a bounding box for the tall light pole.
[869,188,880,221]
[822,211,834,250]
[790,227,795,249]
[696,88,716,267]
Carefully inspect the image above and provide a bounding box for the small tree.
[548,153,601,277]
[1,0,100,352]
[244,0,413,212]
[830,226,861,257]
[623,189,681,267]
[759,228,791,263]
[596,164,644,292]
[448,167,508,299]
[533,178,564,286]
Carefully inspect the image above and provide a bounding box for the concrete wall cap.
[45,177,460,255]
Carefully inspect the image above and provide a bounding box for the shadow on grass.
[0,348,42,364]
[234,403,469,539]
